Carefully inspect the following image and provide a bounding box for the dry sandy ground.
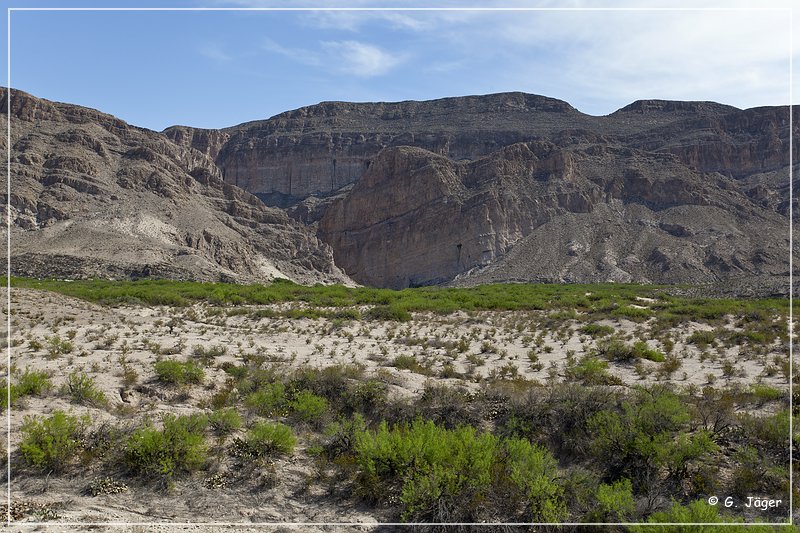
[1,288,789,531]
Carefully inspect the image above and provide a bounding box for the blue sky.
[1,0,797,131]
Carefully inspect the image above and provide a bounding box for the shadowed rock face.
[2,89,351,285]
[317,141,795,289]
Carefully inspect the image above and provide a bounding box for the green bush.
[20,410,88,472]
[588,387,716,490]
[1,369,51,410]
[16,369,52,396]
[46,335,74,358]
[504,437,567,522]
[365,305,412,322]
[687,330,717,349]
[153,360,205,385]
[63,372,108,407]
[596,339,635,361]
[125,414,208,479]
[290,390,328,422]
[208,408,242,435]
[631,341,665,362]
[579,324,615,338]
[636,499,786,532]
[243,422,296,457]
[611,306,652,321]
[354,419,565,523]
[597,339,664,362]
[565,356,622,386]
[585,478,635,522]
[244,382,287,416]
[392,355,433,376]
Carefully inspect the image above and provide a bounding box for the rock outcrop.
[2,89,351,285]
[166,93,797,217]
[318,140,794,289]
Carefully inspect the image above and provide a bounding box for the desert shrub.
[392,355,433,375]
[631,341,665,362]
[597,339,664,362]
[153,360,205,385]
[587,478,635,522]
[63,372,108,407]
[729,445,788,501]
[407,383,482,429]
[588,386,716,491]
[365,305,411,322]
[125,414,208,480]
[288,364,363,401]
[596,339,635,361]
[747,384,785,405]
[290,390,328,422]
[244,382,287,416]
[242,422,296,457]
[20,410,88,472]
[737,409,790,460]
[0,385,18,411]
[46,335,74,358]
[192,343,227,362]
[636,499,784,531]
[503,437,567,522]
[579,324,615,338]
[565,356,623,386]
[355,419,497,521]
[687,330,717,349]
[498,382,618,461]
[208,408,242,435]
[353,419,565,523]
[611,306,652,321]
[342,379,388,417]
[16,369,52,396]
[323,414,367,458]
[1,369,51,410]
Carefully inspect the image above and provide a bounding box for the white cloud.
[199,43,232,62]
[261,37,404,78]
[321,40,405,77]
[262,38,321,66]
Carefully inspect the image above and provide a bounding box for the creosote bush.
[63,372,108,407]
[353,418,566,523]
[208,408,242,435]
[242,421,296,457]
[20,410,88,472]
[290,390,329,422]
[153,360,205,385]
[125,414,208,480]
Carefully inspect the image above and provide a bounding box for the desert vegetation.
[2,277,795,529]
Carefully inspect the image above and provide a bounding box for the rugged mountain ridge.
[4,89,795,291]
[164,92,796,291]
[2,88,350,284]
[164,93,795,211]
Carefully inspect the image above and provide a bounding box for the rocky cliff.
[5,89,794,291]
[2,89,351,284]
[170,92,793,290]
[164,93,796,216]
[317,139,794,289]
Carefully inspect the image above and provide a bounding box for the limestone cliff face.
[319,137,795,289]
[163,125,231,161]
[167,94,796,219]
[195,93,588,205]
[2,89,350,285]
